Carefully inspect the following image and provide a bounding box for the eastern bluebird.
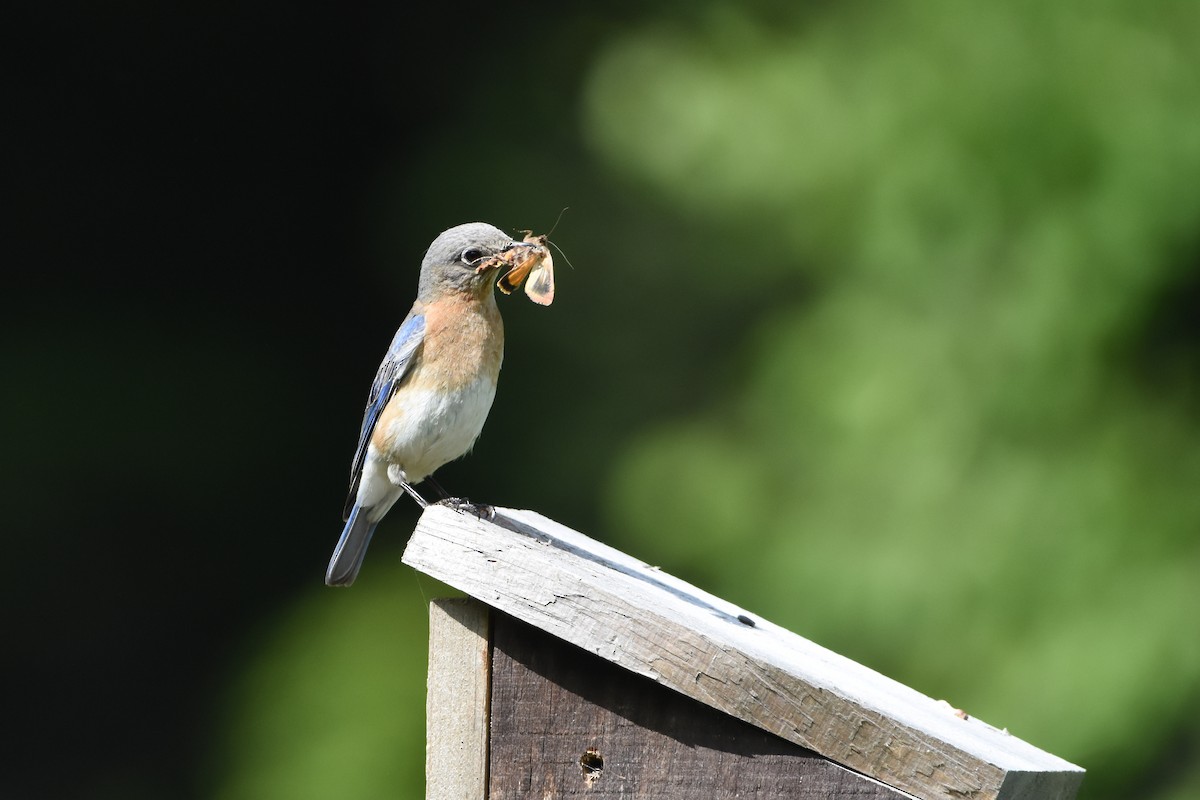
[325,222,524,587]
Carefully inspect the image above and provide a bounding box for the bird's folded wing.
[342,311,426,518]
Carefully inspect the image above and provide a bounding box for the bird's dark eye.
[460,247,486,264]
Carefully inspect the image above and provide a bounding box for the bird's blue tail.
[325,505,379,587]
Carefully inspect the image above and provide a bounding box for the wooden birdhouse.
[405,506,1084,799]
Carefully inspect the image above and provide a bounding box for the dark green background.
[10,2,1199,798]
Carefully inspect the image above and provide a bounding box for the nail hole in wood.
[580,747,603,786]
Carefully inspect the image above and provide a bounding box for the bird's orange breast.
[410,293,504,393]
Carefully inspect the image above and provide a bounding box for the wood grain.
[404,506,1084,800]
[426,598,491,800]
[488,609,916,798]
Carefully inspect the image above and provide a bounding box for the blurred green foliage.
[211,570,436,800]
[213,2,1200,798]
[588,2,1200,795]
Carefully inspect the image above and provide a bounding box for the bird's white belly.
[379,377,498,483]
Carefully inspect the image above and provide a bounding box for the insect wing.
[496,266,522,294]
[523,249,555,305]
[497,253,536,294]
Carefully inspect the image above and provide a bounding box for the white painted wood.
[404,506,1084,800]
[426,598,491,800]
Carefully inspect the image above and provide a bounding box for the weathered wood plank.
[426,598,491,800]
[404,507,1084,800]
[488,610,917,798]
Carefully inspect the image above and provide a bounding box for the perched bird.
[326,222,522,587]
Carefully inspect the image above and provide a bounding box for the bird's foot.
[435,497,496,521]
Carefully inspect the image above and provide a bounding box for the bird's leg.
[401,481,429,508]
[423,475,467,507]
[388,464,430,508]
[424,475,451,500]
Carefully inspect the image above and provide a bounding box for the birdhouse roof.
[403,506,1083,800]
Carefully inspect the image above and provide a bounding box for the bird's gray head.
[417,222,518,302]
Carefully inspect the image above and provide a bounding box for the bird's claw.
[436,497,496,521]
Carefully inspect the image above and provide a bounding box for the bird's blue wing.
[342,311,425,518]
